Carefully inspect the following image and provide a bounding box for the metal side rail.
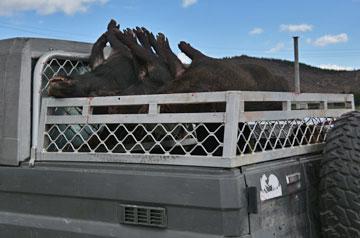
[33,90,354,168]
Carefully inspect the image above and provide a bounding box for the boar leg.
[106,20,133,58]
[144,29,168,63]
[134,27,153,54]
[113,28,158,64]
[142,29,185,78]
[106,21,146,82]
[88,33,107,70]
[178,41,208,60]
[156,33,185,78]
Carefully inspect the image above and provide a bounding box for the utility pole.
[293,36,301,93]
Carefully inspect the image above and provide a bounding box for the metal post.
[223,92,242,158]
[293,36,301,94]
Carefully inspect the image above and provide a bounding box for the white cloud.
[312,33,348,47]
[267,42,285,53]
[177,52,192,64]
[182,0,197,8]
[0,0,107,16]
[249,27,264,35]
[280,24,313,33]
[319,64,354,71]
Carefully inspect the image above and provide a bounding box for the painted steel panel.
[0,38,92,165]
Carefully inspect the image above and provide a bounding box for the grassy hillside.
[236,55,360,95]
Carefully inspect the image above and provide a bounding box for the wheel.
[320,111,360,237]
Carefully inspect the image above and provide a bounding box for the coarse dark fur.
[48,21,139,98]
[48,19,289,101]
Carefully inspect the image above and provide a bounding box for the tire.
[320,111,360,237]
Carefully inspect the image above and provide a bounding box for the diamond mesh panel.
[236,117,334,155]
[41,58,89,96]
[44,123,225,156]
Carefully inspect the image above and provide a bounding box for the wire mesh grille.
[43,122,225,156]
[41,58,89,95]
[42,117,334,157]
[236,117,334,155]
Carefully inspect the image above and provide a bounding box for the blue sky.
[0,0,359,70]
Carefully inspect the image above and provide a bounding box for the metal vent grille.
[120,205,167,228]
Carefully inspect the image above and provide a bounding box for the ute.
[0,38,357,238]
